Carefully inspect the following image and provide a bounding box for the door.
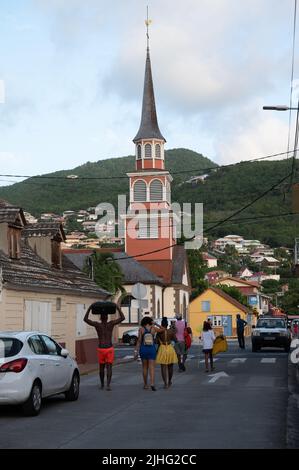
[40,335,70,393]
[27,334,53,397]
[24,301,51,335]
[222,316,232,336]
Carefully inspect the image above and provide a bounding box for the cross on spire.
[145,6,152,50]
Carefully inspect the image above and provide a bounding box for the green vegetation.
[83,252,124,295]
[0,147,298,246]
[217,285,249,308]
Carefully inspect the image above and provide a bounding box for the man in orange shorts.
[84,302,125,391]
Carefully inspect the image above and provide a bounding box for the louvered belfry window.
[133,180,147,201]
[137,144,142,159]
[150,179,163,201]
[144,143,152,159]
[155,143,161,158]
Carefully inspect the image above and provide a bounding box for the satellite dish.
[132,282,147,300]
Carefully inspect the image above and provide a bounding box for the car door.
[40,335,70,393]
[27,335,53,397]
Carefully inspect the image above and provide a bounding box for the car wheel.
[65,371,80,401]
[129,336,137,346]
[22,381,42,417]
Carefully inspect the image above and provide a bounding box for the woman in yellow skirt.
[156,317,178,388]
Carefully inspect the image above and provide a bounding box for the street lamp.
[263,105,299,111]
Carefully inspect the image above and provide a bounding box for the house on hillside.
[213,276,270,316]
[204,270,230,284]
[202,252,218,268]
[0,201,111,365]
[189,287,251,339]
[237,267,253,278]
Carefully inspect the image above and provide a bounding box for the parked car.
[251,317,291,352]
[122,317,177,346]
[0,331,80,416]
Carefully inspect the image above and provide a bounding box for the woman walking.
[156,317,178,389]
[201,321,216,372]
[134,316,165,391]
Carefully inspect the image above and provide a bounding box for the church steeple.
[133,47,166,143]
[133,13,166,171]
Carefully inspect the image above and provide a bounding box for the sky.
[0,0,298,184]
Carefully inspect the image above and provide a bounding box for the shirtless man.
[84,302,125,391]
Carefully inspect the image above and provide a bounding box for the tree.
[281,279,299,315]
[65,216,83,233]
[190,280,209,301]
[261,279,280,294]
[83,251,124,295]
[187,249,207,288]
[217,285,249,308]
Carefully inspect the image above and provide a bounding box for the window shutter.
[155,144,161,158]
[150,180,163,201]
[133,180,147,201]
[137,144,142,159]
[144,144,152,159]
[137,218,148,238]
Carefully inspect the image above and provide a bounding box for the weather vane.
[145,6,152,48]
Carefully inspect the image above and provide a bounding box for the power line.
[0,148,297,181]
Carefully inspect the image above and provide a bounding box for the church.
[113,33,191,338]
[65,33,192,340]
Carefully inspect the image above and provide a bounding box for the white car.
[0,331,80,416]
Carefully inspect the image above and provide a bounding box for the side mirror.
[61,348,69,358]
[252,325,256,329]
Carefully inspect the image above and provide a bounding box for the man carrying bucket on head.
[84,301,125,391]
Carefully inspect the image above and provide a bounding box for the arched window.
[150,179,163,201]
[133,180,147,202]
[155,144,161,158]
[137,144,142,159]
[144,143,152,159]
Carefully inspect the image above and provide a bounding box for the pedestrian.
[134,316,165,391]
[201,321,216,372]
[236,314,247,349]
[84,301,125,391]
[183,321,193,365]
[156,317,178,389]
[174,314,187,371]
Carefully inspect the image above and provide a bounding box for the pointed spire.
[133,46,166,143]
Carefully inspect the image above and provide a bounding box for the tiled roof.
[0,241,110,298]
[0,200,26,226]
[22,222,66,241]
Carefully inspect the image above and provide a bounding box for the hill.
[0,148,298,246]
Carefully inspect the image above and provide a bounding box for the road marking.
[261,358,276,363]
[186,355,196,362]
[230,358,247,363]
[208,372,229,383]
[122,355,134,360]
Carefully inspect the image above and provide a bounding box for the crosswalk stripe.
[230,358,247,363]
[261,358,276,363]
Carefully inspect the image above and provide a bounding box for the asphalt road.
[0,342,289,449]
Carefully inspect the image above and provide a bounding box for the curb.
[287,356,299,448]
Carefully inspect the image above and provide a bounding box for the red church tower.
[125,39,176,262]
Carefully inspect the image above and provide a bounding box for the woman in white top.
[201,321,216,372]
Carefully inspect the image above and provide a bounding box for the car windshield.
[0,337,23,358]
[256,319,286,329]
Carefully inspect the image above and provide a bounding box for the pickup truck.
[251,317,291,352]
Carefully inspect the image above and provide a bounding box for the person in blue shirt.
[236,314,247,349]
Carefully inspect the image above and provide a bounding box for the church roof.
[133,48,166,143]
